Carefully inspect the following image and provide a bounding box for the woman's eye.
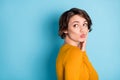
[83,23,88,27]
[73,24,79,28]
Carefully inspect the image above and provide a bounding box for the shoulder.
[63,46,83,66]
[69,47,82,58]
[60,44,83,57]
[65,46,83,62]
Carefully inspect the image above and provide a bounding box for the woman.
[56,8,98,80]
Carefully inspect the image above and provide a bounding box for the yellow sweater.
[56,44,98,80]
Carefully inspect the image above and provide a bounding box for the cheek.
[86,28,89,33]
[85,30,89,34]
[68,28,78,34]
[68,30,80,38]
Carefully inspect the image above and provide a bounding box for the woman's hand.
[80,40,86,51]
[79,34,88,51]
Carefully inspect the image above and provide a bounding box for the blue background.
[0,0,120,80]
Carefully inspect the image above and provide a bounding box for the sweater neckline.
[62,43,86,53]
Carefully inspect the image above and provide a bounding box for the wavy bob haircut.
[58,8,92,39]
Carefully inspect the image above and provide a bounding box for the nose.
[80,27,85,33]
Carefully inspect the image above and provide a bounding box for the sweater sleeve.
[64,47,83,80]
[56,53,64,80]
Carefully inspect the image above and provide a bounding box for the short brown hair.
[58,8,92,39]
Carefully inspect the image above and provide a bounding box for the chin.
[79,41,85,43]
[79,39,85,42]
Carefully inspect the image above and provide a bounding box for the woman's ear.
[63,30,68,34]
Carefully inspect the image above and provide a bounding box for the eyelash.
[73,24,79,27]
[73,23,88,28]
[83,23,88,27]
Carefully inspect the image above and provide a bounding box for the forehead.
[69,15,87,23]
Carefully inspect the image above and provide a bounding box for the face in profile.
[64,15,89,43]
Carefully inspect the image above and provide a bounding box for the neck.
[64,36,80,47]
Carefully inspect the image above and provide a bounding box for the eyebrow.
[84,21,88,23]
[72,20,88,24]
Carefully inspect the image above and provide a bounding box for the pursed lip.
[80,34,86,38]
